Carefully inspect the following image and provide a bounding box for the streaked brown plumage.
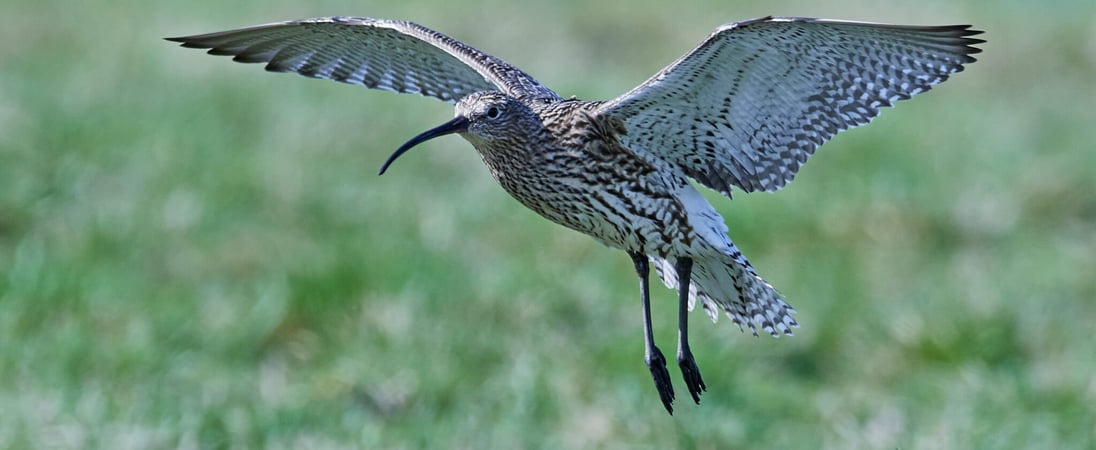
[167,15,983,414]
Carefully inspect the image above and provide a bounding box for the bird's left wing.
[598,17,983,197]
[167,16,561,104]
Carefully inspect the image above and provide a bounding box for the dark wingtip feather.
[965,41,986,54]
[206,48,238,56]
[263,63,292,73]
[180,42,212,49]
[232,53,269,64]
[956,27,986,55]
[165,35,213,48]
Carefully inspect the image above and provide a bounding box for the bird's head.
[378,91,536,174]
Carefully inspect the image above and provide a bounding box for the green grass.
[3,0,1095,448]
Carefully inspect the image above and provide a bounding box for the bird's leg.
[675,257,706,403]
[629,252,674,414]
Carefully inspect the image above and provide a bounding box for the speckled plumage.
[168,15,983,414]
[456,93,797,337]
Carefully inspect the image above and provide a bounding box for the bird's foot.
[646,346,675,414]
[677,349,707,404]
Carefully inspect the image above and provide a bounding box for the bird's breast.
[472,119,711,257]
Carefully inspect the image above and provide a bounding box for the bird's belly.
[498,176,705,258]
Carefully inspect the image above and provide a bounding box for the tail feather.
[652,247,798,337]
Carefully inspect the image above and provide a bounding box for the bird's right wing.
[167,16,562,104]
[598,17,983,197]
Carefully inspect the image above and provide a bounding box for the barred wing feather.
[599,16,983,196]
[167,16,561,104]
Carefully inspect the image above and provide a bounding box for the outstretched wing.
[167,16,561,104]
[598,16,983,197]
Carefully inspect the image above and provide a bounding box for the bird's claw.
[677,350,706,404]
[646,346,675,414]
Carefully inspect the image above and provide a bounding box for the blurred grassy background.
[2,0,1094,448]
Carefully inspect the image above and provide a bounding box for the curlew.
[168,15,983,414]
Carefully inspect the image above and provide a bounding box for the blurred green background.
[3,0,1094,448]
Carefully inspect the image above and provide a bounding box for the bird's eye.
[486,106,501,119]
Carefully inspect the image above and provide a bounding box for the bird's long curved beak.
[378,116,470,175]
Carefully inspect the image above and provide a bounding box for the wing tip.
[165,36,210,49]
[165,33,227,52]
[721,17,986,51]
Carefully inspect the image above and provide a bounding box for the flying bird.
[168,15,983,414]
